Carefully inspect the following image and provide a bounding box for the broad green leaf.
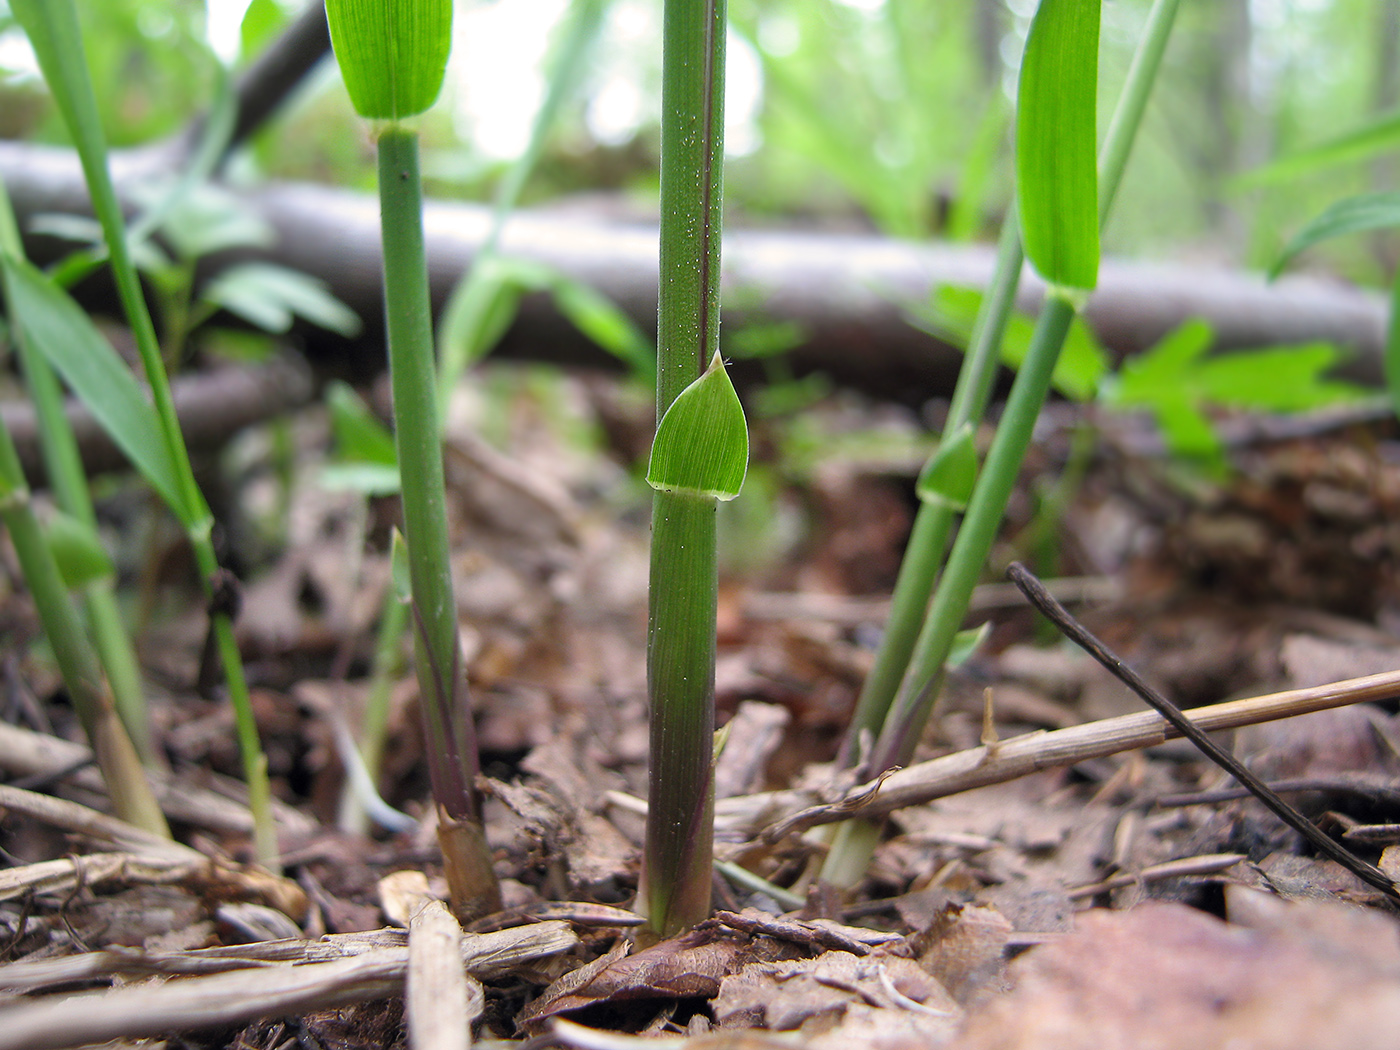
[325,0,453,121]
[1269,193,1400,279]
[1147,392,1221,463]
[647,351,749,501]
[327,381,398,467]
[0,256,184,514]
[916,423,977,510]
[200,263,362,337]
[1194,344,1364,412]
[45,509,114,589]
[1104,317,1213,407]
[1015,0,1101,293]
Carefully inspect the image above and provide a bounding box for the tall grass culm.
[9,0,275,862]
[638,0,749,941]
[823,0,1183,888]
[324,0,502,922]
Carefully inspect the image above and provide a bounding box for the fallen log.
[0,140,1387,406]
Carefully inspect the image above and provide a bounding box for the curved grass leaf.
[1269,192,1400,279]
[1238,109,1400,189]
[1016,0,1101,293]
[325,0,452,121]
[0,256,183,515]
[647,351,748,501]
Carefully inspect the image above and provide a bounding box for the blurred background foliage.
[0,0,1397,285]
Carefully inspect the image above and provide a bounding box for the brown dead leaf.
[909,904,1012,1005]
[715,949,957,1036]
[950,900,1400,1050]
[521,926,800,1029]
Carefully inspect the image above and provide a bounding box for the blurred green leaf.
[1269,192,1400,279]
[438,256,550,376]
[241,0,290,60]
[724,320,807,361]
[135,182,276,262]
[326,380,398,467]
[45,509,113,589]
[1015,0,1101,293]
[200,262,361,337]
[920,286,1109,400]
[1105,318,1365,466]
[0,255,185,515]
[648,351,749,501]
[1193,344,1365,412]
[1238,108,1400,188]
[319,462,402,496]
[552,277,657,383]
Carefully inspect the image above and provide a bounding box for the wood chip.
[408,899,480,1050]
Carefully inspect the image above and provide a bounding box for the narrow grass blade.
[1269,192,1400,279]
[0,257,183,514]
[1237,107,1400,189]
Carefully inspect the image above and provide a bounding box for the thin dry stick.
[408,900,479,1050]
[1005,561,1400,903]
[760,663,1400,842]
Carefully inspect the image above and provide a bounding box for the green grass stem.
[377,126,501,921]
[641,0,728,940]
[869,293,1077,772]
[0,404,166,836]
[822,0,1182,891]
[0,179,154,765]
[838,213,1024,771]
[11,0,278,867]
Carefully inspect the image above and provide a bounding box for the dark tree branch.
[165,2,331,167]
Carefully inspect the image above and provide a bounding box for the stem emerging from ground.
[641,0,727,940]
[378,126,500,922]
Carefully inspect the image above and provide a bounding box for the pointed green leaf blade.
[389,528,412,603]
[1269,192,1400,279]
[0,257,185,515]
[916,424,978,510]
[325,0,453,121]
[647,351,749,501]
[947,621,992,669]
[1016,0,1101,292]
[327,380,398,467]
